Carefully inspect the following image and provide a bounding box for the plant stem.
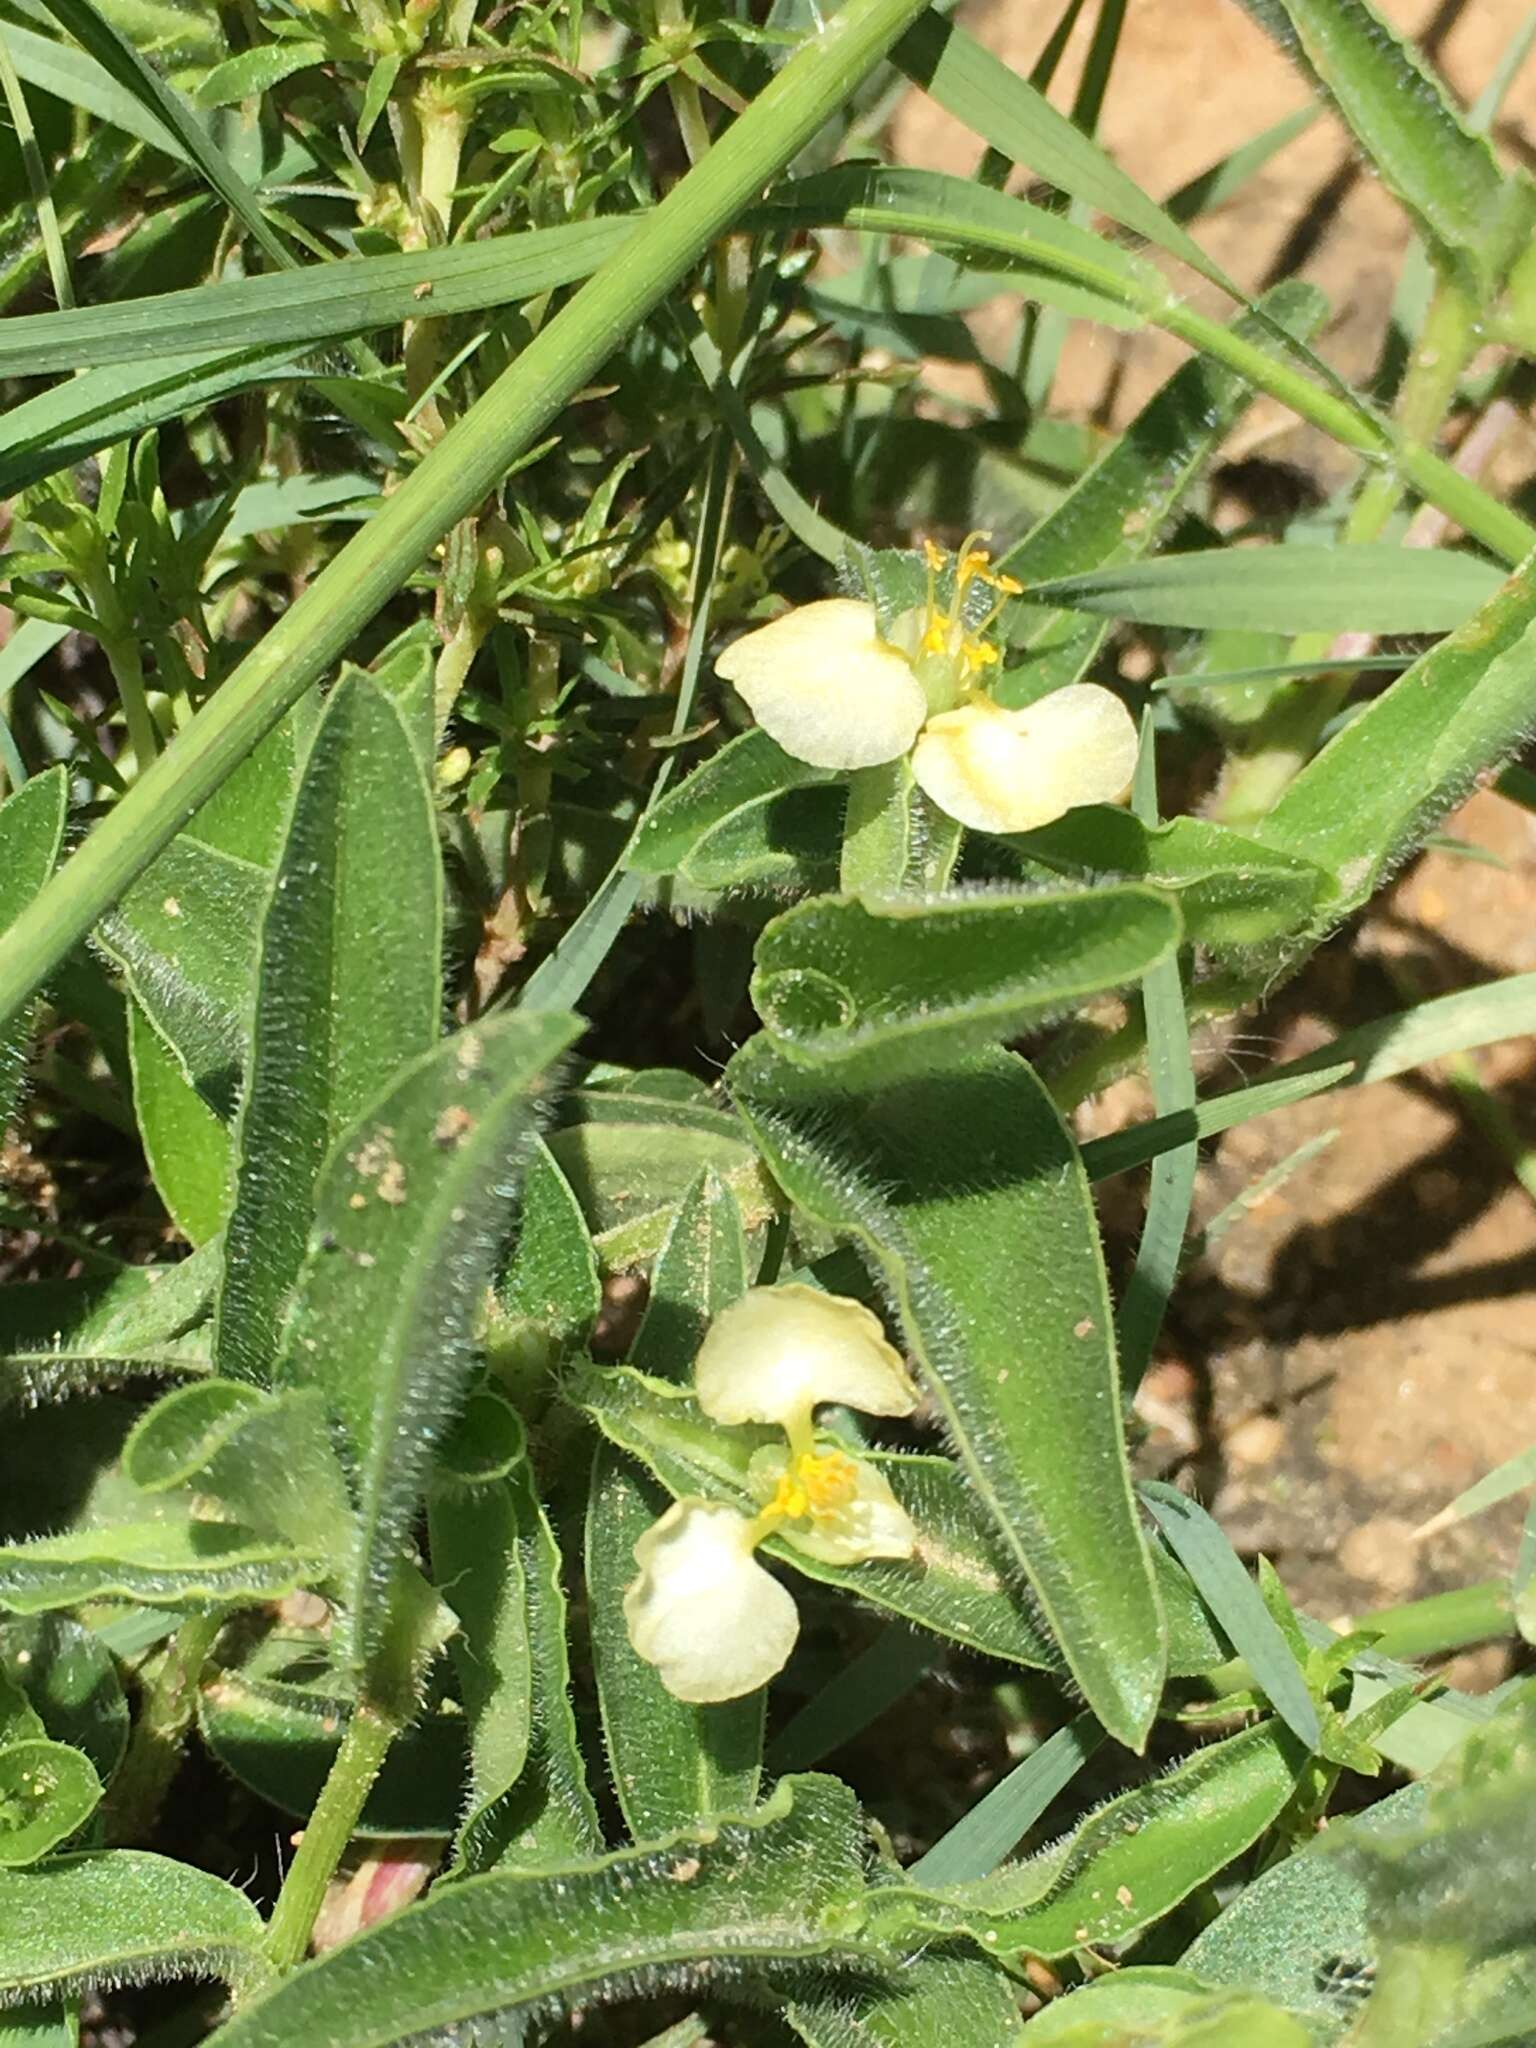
[0,0,934,1035]
[264,1705,398,1972]
[102,1610,220,1845]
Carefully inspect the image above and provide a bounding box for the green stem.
[1162,297,1536,566]
[264,1705,398,1972]
[102,1610,220,1845]
[0,0,933,1035]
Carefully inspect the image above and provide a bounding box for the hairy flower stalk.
[623,1286,919,1702]
[716,537,1139,835]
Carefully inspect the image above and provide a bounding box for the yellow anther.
[922,538,946,571]
[992,572,1024,597]
[963,636,1000,672]
[922,620,950,656]
[796,1449,859,1515]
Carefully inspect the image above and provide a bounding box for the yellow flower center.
[760,1449,860,1528]
[917,534,1024,692]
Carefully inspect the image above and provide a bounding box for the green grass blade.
[1114,723,1196,1398]
[0,0,936,1039]
[1028,544,1504,633]
[908,1713,1102,1887]
[34,0,293,269]
[0,16,187,159]
[0,218,634,374]
[1141,1483,1320,1750]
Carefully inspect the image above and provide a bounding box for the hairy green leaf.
[0,1617,127,1786]
[0,1250,214,1409]
[787,1946,1025,2048]
[871,1722,1306,1957]
[203,1777,870,2048]
[751,884,1181,1067]
[280,1010,580,1704]
[0,769,67,1139]
[216,669,442,1385]
[0,1518,321,1616]
[729,1038,1164,1748]
[127,1000,232,1246]
[0,1850,268,2006]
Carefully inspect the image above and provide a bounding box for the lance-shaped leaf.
[278,1009,581,1703]
[0,768,68,1139]
[750,884,1180,1067]
[425,1394,533,1862]
[632,1168,749,1382]
[1020,1972,1311,2044]
[201,1776,868,2048]
[1009,808,1331,956]
[98,835,268,1117]
[487,1138,601,1377]
[433,1431,602,1874]
[868,1721,1307,1958]
[1255,551,1536,922]
[127,1000,233,1246]
[1231,0,1533,287]
[728,1038,1164,1748]
[216,670,443,1384]
[786,1946,1026,2047]
[0,1851,269,2006]
[0,1247,215,1409]
[0,1741,102,1868]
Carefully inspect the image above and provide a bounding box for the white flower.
[714,540,1137,838]
[910,686,1140,835]
[747,1442,916,1565]
[623,1498,799,1703]
[693,1284,917,1441]
[714,597,927,771]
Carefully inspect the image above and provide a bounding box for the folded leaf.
[0,1249,215,1410]
[279,1011,581,1706]
[751,884,1181,1067]
[0,1742,102,1868]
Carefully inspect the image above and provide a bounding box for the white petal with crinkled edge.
[694,1284,918,1430]
[715,599,927,770]
[911,684,1139,834]
[747,1445,918,1565]
[623,1499,799,1703]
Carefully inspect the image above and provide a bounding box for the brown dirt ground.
[898,2,1536,1641]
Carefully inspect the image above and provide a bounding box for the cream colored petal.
[911,684,1139,835]
[748,1445,917,1565]
[715,599,925,770]
[623,1499,799,1703]
[694,1284,917,1430]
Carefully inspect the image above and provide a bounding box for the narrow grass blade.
[908,1714,1102,1887]
[34,0,294,270]
[1140,1483,1320,1750]
[1115,723,1196,1396]
[766,1626,937,1772]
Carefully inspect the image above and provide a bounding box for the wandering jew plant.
[1,0,1535,2042]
